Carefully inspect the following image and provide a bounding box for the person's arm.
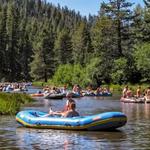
[61,111,69,117]
[51,111,63,115]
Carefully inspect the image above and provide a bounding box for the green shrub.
[0,93,33,115]
[51,64,89,87]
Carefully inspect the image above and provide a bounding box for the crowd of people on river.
[1,81,150,117]
[38,84,112,118]
[84,85,111,96]
[122,86,150,102]
[42,84,111,97]
[0,82,31,92]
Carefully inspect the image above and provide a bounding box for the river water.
[1,93,150,150]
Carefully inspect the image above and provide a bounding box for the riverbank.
[0,93,33,115]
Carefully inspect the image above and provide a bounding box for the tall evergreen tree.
[101,0,134,57]
[0,6,7,80]
[30,22,55,82]
[18,20,32,81]
[144,0,150,6]
[54,29,73,65]
[72,22,93,66]
[6,2,20,81]
[91,16,115,84]
[142,0,150,42]
[131,4,144,44]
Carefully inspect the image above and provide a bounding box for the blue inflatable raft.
[16,110,127,131]
[83,93,112,97]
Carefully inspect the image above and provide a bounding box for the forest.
[0,0,150,87]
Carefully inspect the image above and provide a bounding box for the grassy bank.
[0,93,33,115]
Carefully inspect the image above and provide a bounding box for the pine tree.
[91,16,115,84]
[0,6,7,80]
[131,4,144,44]
[144,0,150,6]
[30,22,55,82]
[101,0,134,57]
[54,29,73,65]
[72,22,93,66]
[6,2,20,81]
[18,19,32,81]
[142,0,150,42]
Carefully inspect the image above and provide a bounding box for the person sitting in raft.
[72,84,78,93]
[77,84,83,96]
[122,86,128,98]
[126,88,133,98]
[63,92,76,111]
[49,102,79,118]
[95,87,100,95]
[41,92,76,118]
[95,87,103,95]
[61,84,67,94]
[145,87,150,102]
[103,87,110,94]
[52,92,76,112]
[86,85,93,93]
[72,84,82,95]
[43,86,50,94]
[43,85,50,92]
[135,86,142,98]
[49,87,58,94]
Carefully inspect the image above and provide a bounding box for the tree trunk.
[44,68,47,82]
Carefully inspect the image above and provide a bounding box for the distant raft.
[83,93,112,97]
[63,93,81,98]
[16,110,127,131]
[44,93,64,99]
[120,97,146,103]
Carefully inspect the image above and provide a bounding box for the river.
[0,92,150,150]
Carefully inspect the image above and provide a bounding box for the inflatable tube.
[44,93,64,99]
[63,93,81,98]
[16,110,127,131]
[72,93,81,98]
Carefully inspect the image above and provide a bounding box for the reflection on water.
[1,95,150,149]
[121,103,150,149]
[15,128,127,150]
[121,103,150,120]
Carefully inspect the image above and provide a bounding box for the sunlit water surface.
[1,89,150,150]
